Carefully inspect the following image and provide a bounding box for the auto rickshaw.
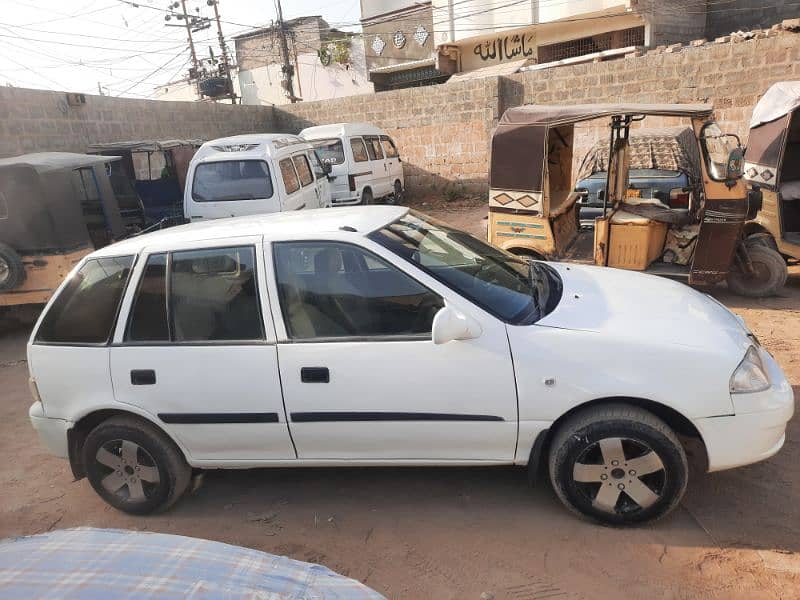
[0,152,126,306]
[744,81,800,279]
[488,103,784,296]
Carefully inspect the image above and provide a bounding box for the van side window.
[380,136,399,158]
[126,253,169,342]
[170,246,264,342]
[273,241,443,340]
[364,136,384,160]
[36,256,134,344]
[279,158,300,194]
[308,151,326,179]
[350,138,369,163]
[292,154,314,187]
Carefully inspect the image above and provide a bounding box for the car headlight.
[730,346,770,393]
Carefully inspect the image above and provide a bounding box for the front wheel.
[83,416,191,515]
[548,404,688,525]
[726,244,787,298]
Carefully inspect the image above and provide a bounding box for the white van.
[300,123,403,206]
[184,134,331,221]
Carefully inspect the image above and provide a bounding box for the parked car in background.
[184,134,331,222]
[300,123,404,206]
[26,207,793,525]
[0,152,130,308]
[574,127,699,224]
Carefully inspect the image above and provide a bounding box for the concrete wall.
[0,87,273,158]
[706,1,800,39]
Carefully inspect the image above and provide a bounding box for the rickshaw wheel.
[0,243,25,291]
[726,245,787,298]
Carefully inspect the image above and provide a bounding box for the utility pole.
[180,0,200,81]
[275,0,297,103]
[209,0,237,104]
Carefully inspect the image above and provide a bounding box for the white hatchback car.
[27,207,794,524]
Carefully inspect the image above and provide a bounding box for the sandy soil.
[1,204,798,599]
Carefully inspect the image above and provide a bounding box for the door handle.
[301,367,329,383]
[131,369,156,385]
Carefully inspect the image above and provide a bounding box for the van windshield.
[309,139,345,165]
[192,160,273,202]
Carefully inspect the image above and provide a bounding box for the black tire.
[83,416,191,515]
[548,404,688,526]
[386,180,403,205]
[361,188,374,205]
[727,244,787,298]
[0,243,25,291]
[746,232,779,253]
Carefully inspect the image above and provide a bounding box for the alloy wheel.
[95,439,160,502]
[572,437,666,514]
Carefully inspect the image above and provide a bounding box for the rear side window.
[364,136,384,160]
[292,154,314,187]
[36,256,134,344]
[192,160,273,202]
[279,158,300,194]
[309,138,345,165]
[380,136,399,158]
[350,138,369,163]
[126,254,169,342]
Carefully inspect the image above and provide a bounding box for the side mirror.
[431,305,482,345]
[726,147,745,181]
[321,162,332,175]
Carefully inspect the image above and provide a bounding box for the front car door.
[380,136,403,195]
[277,157,307,211]
[266,236,518,461]
[364,135,390,198]
[109,237,296,463]
[307,150,331,207]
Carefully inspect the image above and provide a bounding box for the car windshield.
[192,160,273,202]
[369,210,561,325]
[309,138,345,165]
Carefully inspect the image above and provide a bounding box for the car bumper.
[29,401,70,459]
[694,349,795,472]
[332,196,361,206]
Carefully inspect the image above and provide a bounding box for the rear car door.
[278,157,309,212]
[380,136,403,196]
[266,239,518,461]
[307,150,331,207]
[291,152,323,209]
[109,238,295,462]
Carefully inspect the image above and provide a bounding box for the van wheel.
[548,404,688,525]
[0,243,25,291]
[727,245,787,297]
[83,416,191,515]
[387,180,403,205]
[361,189,374,205]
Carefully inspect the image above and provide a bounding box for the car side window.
[36,256,134,344]
[350,137,369,163]
[292,154,314,187]
[273,241,443,340]
[380,136,399,158]
[308,151,325,179]
[125,246,264,343]
[364,136,383,161]
[279,158,300,194]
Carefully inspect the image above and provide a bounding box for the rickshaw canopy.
[746,82,800,189]
[0,152,124,253]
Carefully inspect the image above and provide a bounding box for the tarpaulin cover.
[749,81,800,128]
[88,140,203,153]
[0,528,386,599]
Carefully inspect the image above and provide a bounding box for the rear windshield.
[309,139,345,165]
[192,160,273,202]
[36,256,134,344]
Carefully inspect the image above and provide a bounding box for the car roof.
[300,122,385,139]
[91,206,409,258]
[192,134,312,162]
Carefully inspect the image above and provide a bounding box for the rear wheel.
[83,416,191,515]
[548,404,688,525]
[386,180,403,205]
[361,188,374,205]
[727,244,787,297]
[0,243,25,291]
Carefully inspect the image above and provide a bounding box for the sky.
[0,0,362,99]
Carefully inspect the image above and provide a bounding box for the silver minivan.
[184,134,331,221]
[300,123,404,206]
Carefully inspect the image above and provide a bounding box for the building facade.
[232,16,372,105]
[360,1,449,91]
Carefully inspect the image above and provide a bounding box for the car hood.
[537,262,752,352]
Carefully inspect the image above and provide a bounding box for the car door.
[278,156,308,211]
[109,237,296,462]
[364,135,390,198]
[380,136,403,194]
[305,150,330,208]
[266,238,518,461]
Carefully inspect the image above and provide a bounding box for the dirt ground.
[1,203,799,599]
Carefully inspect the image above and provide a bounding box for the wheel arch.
[528,396,708,484]
[68,408,189,480]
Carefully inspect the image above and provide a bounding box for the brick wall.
[706,1,800,39]
[0,87,273,158]
[274,77,500,195]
